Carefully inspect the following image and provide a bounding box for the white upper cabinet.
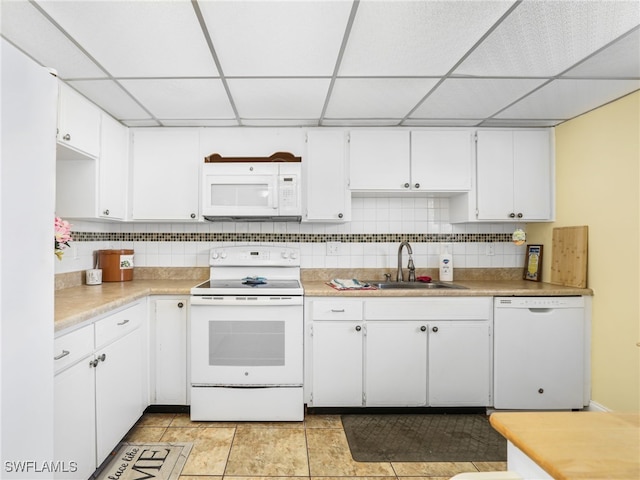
[476,129,554,221]
[349,130,411,191]
[304,130,351,222]
[131,128,201,221]
[98,114,128,220]
[349,130,473,193]
[57,82,100,159]
[411,130,473,191]
[56,112,128,220]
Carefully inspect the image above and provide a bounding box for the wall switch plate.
[327,242,341,256]
[486,243,495,256]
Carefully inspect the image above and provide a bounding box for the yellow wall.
[528,91,640,412]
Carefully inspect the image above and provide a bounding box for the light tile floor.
[123,413,507,480]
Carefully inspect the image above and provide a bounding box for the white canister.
[86,269,102,285]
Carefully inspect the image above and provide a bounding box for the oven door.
[190,296,303,386]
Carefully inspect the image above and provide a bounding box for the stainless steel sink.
[365,281,468,290]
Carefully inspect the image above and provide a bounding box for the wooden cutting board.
[550,226,588,288]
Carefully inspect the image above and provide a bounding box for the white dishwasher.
[493,296,588,410]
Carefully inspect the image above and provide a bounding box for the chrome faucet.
[397,241,416,282]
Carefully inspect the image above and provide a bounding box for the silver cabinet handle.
[509,212,516,218]
[98,353,106,362]
[432,326,439,332]
[177,302,184,308]
[89,359,99,368]
[404,183,410,188]
[103,209,110,216]
[117,319,130,326]
[62,133,71,141]
[190,213,196,219]
[338,213,343,219]
[54,350,70,360]
[517,212,523,218]
[420,326,427,332]
[331,309,345,313]
[355,325,362,332]
[414,183,420,189]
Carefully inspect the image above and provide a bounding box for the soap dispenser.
[439,247,453,282]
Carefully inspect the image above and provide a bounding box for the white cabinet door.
[99,114,129,220]
[311,322,363,406]
[365,322,427,406]
[131,128,200,221]
[304,130,350,222]
[513,130,553,220]
[476,130,514,220]
[57,82,100,159]
[54,359,96,479]
[95,328,144,464]
[411,130,473,191]
[152,297,188,405]
[349,130,411,191]
[477,129,553,221]
[427,321,492,406]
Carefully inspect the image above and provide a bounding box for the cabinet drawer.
[54,325,94,373]
[312,300,363,320]
[95,302,144,347]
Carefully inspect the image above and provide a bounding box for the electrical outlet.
[326,242,341,256]
[486,243,495,256]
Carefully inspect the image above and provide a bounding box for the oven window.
[208,321,285,366]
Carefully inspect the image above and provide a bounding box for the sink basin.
[365,281,468,290]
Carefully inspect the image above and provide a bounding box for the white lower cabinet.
[53,300,146,478]
[95,328,144,462]
[428,321,492,406]
[307,297,493,408]
[311,321,363,407]
[54,326,96,480]
[150,296,189,405]
[365,322,427,406]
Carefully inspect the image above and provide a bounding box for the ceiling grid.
[1,0,638,128]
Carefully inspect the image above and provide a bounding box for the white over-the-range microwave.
[201,161,302,222]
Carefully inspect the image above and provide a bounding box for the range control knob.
[281,251,289,259]
[290,251,297,259]
[211,252,219,259]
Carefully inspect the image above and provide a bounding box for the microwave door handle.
[272,179,278,209]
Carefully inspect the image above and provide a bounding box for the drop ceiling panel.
[228,78,330,119]
[198,0,352,76]
[410,78,547,119]
[161,119,240,127]
[36,0,218,77]
[0,1,105,78]
[322,119,405,127]
[67,80,150,120]
[122,120,162,127]
[326,78,440,118]
[562,28,640,78]
[481,119,562,127]
[339,0,517,76]
[402,119,482,127]
[495,79,640,120]
[455,0,640,76]
[119,79,235,119]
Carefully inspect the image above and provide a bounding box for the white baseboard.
[586,400,610,412]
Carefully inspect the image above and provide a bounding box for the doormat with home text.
[342,414,506,462]
[95,443,193,480]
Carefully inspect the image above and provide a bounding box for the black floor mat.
[341,413,507,462]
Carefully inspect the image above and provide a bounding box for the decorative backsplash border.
[71,231,514,243]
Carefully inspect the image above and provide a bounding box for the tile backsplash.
[55,197,527,274]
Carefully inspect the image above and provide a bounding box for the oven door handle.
[190,296,303,306]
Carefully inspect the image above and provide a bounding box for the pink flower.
[54,216,73,260]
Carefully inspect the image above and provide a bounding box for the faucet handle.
[384,273,392,282]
